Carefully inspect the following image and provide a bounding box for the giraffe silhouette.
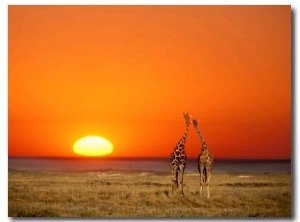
[193,118,214,198]
[169,112,191,197]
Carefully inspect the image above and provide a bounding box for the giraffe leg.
[178,169,184,197]
[171,169,178,196]
[199,165,204,197]
[200,177,204,197]
[207,184,210,198]
[206,168,212,198]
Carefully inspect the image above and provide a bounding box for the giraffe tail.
[203,168,208,183]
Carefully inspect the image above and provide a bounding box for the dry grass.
[8,169,291,218]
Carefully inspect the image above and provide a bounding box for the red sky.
[8,5,291,159]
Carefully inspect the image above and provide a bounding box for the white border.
[5,0,299,5]
[1,1,8,221]
[2,2,298,222]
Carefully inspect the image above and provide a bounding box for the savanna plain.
[8,169,291,218]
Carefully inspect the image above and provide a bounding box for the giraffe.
[193,118,214,198]
[169,112,191,197]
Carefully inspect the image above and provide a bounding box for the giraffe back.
[169,143,187,170]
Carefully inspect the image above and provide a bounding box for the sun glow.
[73,136,114,156]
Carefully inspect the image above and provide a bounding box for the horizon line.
[7,156,291,161]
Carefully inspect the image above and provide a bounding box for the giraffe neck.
[196,126,211,152]
[179,124,190,147]
[195,126,204,141]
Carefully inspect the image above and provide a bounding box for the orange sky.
[8,5,291,159]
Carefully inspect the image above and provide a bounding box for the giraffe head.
[192,118,198,129]
[183,112,192,125]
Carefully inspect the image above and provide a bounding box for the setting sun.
[73,136,114,157]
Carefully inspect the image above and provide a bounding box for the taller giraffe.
[169,112,191,197]
[193,119,214,198]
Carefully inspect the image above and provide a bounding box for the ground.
[8,169,291,217]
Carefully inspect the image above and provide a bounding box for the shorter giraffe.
[193,119,214,198]
[169,112,191,197]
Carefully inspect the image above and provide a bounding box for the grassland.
[8,169,291,218]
